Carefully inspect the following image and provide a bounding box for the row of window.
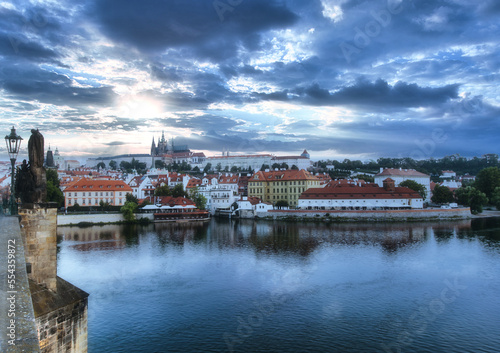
[67,198,122,205]
[251,180,310,186]
[248,187,307,194]
[67,192,123,197]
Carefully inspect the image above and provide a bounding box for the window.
[68,192,72,196]
[83,192,86,196]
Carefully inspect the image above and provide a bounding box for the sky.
[0,0,499,163]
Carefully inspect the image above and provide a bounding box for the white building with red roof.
[127,175,155,200]
[236,196,273,218]
[299,178,424,210]
[374,168,431,201]
[63,178,133,208]
[196,173,241,215]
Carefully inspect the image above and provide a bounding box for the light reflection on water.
[57,218,500,353]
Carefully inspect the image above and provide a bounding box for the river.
[57,218,500,353]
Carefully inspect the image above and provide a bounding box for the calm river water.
[57,218,500,353]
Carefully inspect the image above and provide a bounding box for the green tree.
[99,200,111,211]
[275,200,289,209]
[155,160,167,169]
[216,163,222,172]
[490,187,500,210]
[431,184,455,204]
[280,162,289,170]
[96,162,106,170]
[474,167,500,200]
[121,201,138,222]
[399,180,427,200]
[291,165,299,170]
[272,163,280,170]
[46,169,65,207]
[109,160,117,170]
[172,183,187,198]
[155,185,172,196]
[188,187,207,210]
[203,163,212,174]
[120,161,132,172]
[230,166,239,173]
[126,193,139,204]
[260,164,270,171]
[192,166,201,173]
[275,200,288,210]
[455,186,488,214]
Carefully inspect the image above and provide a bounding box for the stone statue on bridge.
[15,129,47,204]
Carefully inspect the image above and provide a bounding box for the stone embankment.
[257,208,472,222]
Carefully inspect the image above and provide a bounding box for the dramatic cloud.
[0,0,498,161]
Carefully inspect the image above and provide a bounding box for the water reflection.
[56,218,500,353]
[57,218,481,255]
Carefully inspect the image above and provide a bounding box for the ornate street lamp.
[5,126,22,215]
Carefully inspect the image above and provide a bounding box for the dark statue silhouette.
[15,129,47,204]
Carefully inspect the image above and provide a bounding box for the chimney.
[383,178,395,192]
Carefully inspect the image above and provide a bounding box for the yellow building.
[248,170,321,207]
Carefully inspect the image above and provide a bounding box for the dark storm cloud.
[254,79,459,108]
[89,0,298,59]
[0,64,116,106]
[0,0,498,159]
[0,4,72,64]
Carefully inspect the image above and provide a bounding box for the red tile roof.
[219,175,239,183]
[376,168,429,177]
[249,169,319,182]
[186,178,202,189]
[64,178,132,193]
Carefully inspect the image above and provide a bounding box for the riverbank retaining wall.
[257,208,472,221]
[57,213,154,226]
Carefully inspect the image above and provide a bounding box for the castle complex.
[86,133,311,171]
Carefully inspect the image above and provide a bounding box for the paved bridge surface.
[0,216,41,352]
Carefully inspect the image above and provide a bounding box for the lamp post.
[5,126,22,215]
